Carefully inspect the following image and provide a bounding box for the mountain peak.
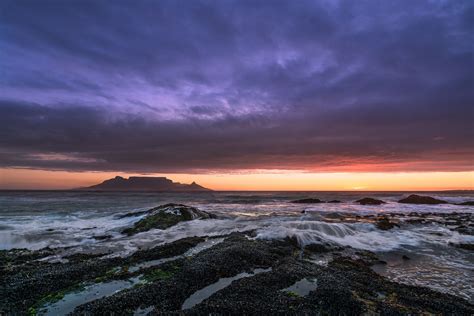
[81,176,211,192]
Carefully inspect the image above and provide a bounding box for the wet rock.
[127,237,205,263]
[290,198,324,204]
[327,200,341,203]
[122,204,216,235]
[405,218,425,225]
[186,253,473,315]
[0,247,55,270]
[375,217,399,230]
[93,235,112,241]
[65,253,108,262]
[3,234,474,315]
[0,237,205,314]
[356,197,386,205]
[398,194,448,205]
[354,250,382,265]
[451,243,474,251]
[402,255,410,260]
[304,243,331,253]
[71,233,296,315]
[283,236,300,248]
[454,225,474,235]
[457,201,474,206]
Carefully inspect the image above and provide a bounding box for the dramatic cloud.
[0,0,472,173]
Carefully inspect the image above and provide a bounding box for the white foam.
[255,220,423,252]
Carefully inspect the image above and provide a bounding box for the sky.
[0,0,473,190]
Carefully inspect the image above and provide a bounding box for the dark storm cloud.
[0,0,472,173]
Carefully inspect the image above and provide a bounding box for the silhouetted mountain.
[80,176,211,191]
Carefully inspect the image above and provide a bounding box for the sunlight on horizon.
[1,168,473,191]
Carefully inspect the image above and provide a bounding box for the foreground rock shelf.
[1,231,473,315]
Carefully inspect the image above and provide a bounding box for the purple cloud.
[0,0,472,173]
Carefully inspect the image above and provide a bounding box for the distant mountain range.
[79,176,211,192]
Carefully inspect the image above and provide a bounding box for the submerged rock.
[356,197,386,205]
[398,194,448,205]
[457,201,474,206]
[454,225,474,235]
[451,243,474,251]
[122,204,216,236]
[290,198,324,204]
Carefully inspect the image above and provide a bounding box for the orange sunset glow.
[2,168,473,191]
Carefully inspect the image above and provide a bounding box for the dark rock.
[284,236,300,248]
[290,198,324,204]
[122,204,216,236]
[356,197,386,205]
[327,200,341,203]
[0,237,205,314]
[457,201,474,206]
[92,235,112,241]
[402,255,410,260]
[65,252,108,262]
[452,243,474,251]
[375,217,399,230]
[3,234,474,315]
[406,218,425,225]
[398,194,448,205]
[454,225,474,235]
[304,243,331,253]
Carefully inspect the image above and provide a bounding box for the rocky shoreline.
[1,202,473,315]
[292,194,474,206]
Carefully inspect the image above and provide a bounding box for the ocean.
[1,190,473,302]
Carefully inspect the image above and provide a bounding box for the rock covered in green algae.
[68,233,473,316]
[398,194,448,204]
[0,237,204,315]
[122,203,216,235]
[356,197,386,205]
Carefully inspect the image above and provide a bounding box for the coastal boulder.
[122,203,216,235]
[356,198,386,205]
[327,200,342,203]
[398,194,448,205]
[291,198,324,204]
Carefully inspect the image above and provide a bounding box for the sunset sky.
[0,0,473,190]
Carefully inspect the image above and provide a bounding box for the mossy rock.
[122,203,216,236]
